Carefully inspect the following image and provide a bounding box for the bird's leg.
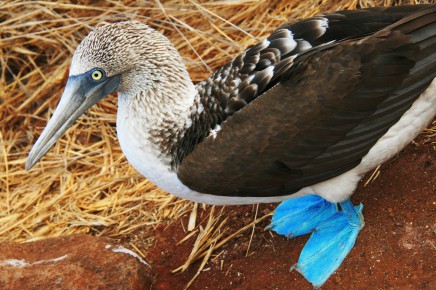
[269,196,364,288]
[267,195,338,238]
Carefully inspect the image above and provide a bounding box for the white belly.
[118,78,435,205]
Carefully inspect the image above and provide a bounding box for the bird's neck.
[117,75,191,153]
[116,70,223,173]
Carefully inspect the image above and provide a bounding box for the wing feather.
[178,6,436,197]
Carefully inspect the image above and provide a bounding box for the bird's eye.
[91,68,105,81]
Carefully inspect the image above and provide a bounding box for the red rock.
[0,235,153,289]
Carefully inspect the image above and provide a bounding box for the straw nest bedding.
[0,0,434,269]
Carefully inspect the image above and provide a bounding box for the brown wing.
[195,5,433,120]
[178,6,436,197]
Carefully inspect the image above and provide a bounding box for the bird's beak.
[26,73,121,170]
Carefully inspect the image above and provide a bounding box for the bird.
[26,4,435,288]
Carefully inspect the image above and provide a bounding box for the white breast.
[117,78,435,205]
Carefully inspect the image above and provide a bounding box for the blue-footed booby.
[26,5,436,288]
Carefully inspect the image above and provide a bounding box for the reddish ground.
[128,134,435,289]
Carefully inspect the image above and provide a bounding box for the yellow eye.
[91,69,103,81]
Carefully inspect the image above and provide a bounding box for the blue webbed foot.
[293,201,364,288]
[268,195,338,238]
[269,196,364,288]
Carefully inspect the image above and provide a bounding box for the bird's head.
[26,21,190,170]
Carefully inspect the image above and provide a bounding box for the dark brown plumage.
[177,5,436,197]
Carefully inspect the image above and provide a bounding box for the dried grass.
[0,0,434,274]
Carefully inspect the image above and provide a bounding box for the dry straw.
[0,0,433,275]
